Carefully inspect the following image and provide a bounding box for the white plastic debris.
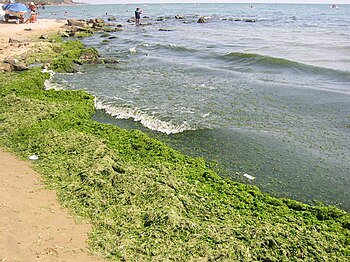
[29,155,39,161]
[243,173,255,180]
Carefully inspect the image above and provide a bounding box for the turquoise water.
[42,4,350,210]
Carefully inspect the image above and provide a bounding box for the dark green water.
[52,3,350,210]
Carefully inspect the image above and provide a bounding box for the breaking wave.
[94,98,194,135]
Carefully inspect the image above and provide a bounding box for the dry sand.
[0,19,103,262]
[0,19,66,62]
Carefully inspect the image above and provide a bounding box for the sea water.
[39,3,350,211]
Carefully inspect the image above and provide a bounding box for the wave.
[222,52,350,80]
[94,98,194,135]
[155,43,198,54]
[41,69,64,91]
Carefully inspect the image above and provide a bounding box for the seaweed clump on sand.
[0,38,349,261]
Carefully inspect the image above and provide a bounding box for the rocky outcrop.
[1,56,28,72]
[67,19,88,28]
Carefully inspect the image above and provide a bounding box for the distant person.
[135,7,143,26]
[25,11,36,23]
[28,2,36,12]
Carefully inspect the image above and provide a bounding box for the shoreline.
[0,20,103,261]
[1,18,349,261]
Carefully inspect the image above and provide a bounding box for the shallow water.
[42,3,350,210]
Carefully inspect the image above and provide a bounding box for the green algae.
[0,40,349,261]
[26,37,99,73]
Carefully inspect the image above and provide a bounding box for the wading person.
[135,7,142,26]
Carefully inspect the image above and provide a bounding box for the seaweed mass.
[0,28,349,261]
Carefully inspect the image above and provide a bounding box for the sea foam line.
[41,69,64,91]
[95,98,194,135]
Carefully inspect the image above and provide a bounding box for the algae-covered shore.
[0,29,349,261]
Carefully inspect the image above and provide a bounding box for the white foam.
[243,173,255,180]
[41,69,64,90]
[41,68,55,78]
[95,98,194,134]
[129,47,137,54]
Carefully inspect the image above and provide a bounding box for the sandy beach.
[0,19,66,63]
[0,19,102,262]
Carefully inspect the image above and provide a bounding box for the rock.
[76,26,93,33]
[175,15,184,19]
[42,63,51,69]
[8,36,31,44]
[78,49,99,64]
[60,32,70,38]
[67,19,88,28]
[197,16,208,23]
[100,58,120,64]
[116,24,123,28]
[39,35,48,39]
[159,28,175,31]
[90,18,107,28]
[94,18,105,24]
[3,57,28,71]
[102,27,115,32]
[243,19,256,22]
[108,17,117,21]
[12,62,28,71]
[3,57,18,65]
[0,63,13,73]
[100,33,111,37]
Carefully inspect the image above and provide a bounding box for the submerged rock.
[78,49,99,64]
[197,16,208,23]
[175,15,184,19]
[159,28,175,31]
[100,33,111,38]
[243,19,256,23]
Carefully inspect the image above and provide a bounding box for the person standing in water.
[135,7,142,26]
